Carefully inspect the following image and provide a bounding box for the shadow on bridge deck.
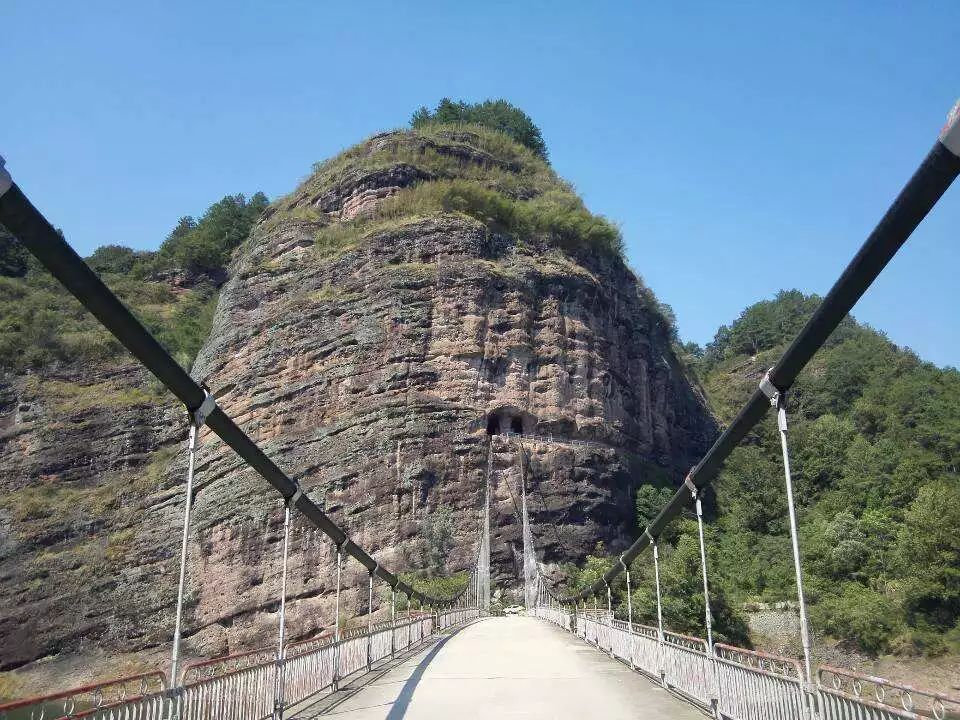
[291,617,704,720]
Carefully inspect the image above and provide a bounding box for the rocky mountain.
[0,122,715,687]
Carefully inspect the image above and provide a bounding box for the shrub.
[396,570,469,604]
[0,191,263,373]
[896,480,960,630]
[635,484,674,529]
[0,225,29,278]
[813,583,902,654]
[411,98,548,160]
[86,245,150,275]
[151,286,220,369]
[517,191,622,256]
[416,506,455,577]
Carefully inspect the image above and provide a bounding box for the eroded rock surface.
[0,128,715,684]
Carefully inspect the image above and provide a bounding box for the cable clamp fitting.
[192,391,218,428]
[0,155,11,198]
[759,370,782,406]
[643,528,655,545]
[287,487,303,508]
[941,99,960,158]
[684,474,699,499]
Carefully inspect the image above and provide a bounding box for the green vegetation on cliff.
[410,98,549,160]
[0,192,266,372]
[270,104,623,263]
[394,571,470,609]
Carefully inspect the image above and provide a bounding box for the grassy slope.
[263,124,624,263]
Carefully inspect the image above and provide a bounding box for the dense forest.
[567,290,960,659]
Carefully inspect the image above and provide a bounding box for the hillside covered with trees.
[567,289,960,661]
[0,192,267,373]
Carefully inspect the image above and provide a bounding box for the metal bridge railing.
[0,672,168,720]
[533,609,960,720]
[628,624,660,679]
[714,644,805,720]
[0,609,479,720]
[662,630,714,708]
[816,666,960,720]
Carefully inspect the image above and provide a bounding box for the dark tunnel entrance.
[485,410,528,436]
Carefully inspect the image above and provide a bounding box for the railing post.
[620,556,634,669]
[687,477,720,719]
[333,542,343,692]
[761,373,819,719]
[391,586,396,659]
[651,534,667,689]
[604,579,613,657]
[367,565,376,672]
[168,392,216,715]
[273,492,296,720]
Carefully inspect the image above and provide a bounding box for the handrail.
[818,665,960,719]
[550,102,960,601]
[0,610,480,719]
[0,170,468,607]
[714,642,802,680]
[181,645,278,683]
[0,671,166,714]
[179,611,442,684]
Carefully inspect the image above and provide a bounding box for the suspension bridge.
[0,104,959,720]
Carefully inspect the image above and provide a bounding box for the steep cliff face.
[0,362,183,673]
[181,127,715,647]
[0,126,714,683]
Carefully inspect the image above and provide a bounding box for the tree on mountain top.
[411,98,548,160]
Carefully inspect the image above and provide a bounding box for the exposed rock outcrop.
[0,127,715,684]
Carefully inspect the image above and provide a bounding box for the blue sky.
[5,2,958,367]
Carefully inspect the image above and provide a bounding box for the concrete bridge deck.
[293,617,702,719]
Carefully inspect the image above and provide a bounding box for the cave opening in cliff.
[486,415,500,435]
[510,416,523,435]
